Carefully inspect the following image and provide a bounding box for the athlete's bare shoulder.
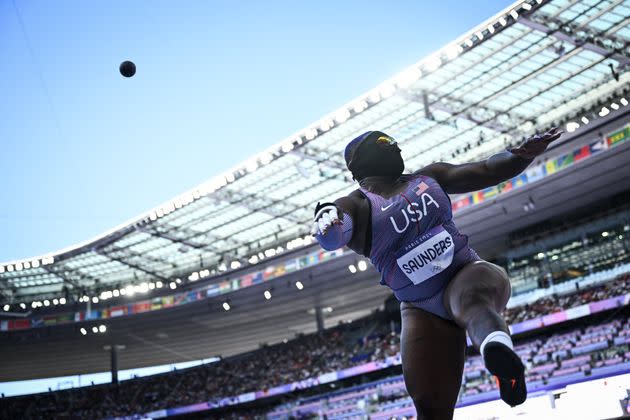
[333,190,367,218]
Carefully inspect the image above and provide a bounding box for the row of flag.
[451,124,629,212]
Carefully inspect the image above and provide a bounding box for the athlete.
[311,128,562,419]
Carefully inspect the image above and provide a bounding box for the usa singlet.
[359,174,480,319]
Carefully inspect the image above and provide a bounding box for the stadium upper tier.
[1,0,628,306]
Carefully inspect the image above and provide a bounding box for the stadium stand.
[1,266,629,419]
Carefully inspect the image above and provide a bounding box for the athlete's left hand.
[508,127,563,159]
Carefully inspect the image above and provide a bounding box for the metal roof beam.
[95,249,169,282]
[42,265,94,290]
[520,13,629,68]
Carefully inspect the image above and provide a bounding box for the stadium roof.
[1,0,628,306]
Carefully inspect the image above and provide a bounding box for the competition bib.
[395,225,455,285]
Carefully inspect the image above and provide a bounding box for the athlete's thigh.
[444,260,511,319]
[400,303,466,418]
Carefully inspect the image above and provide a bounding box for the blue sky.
[0,0,514,261]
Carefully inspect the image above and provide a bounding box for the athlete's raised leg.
[400,303,466,420]
[443,261,526,406]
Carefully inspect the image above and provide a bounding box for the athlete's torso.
[352,174,478,301]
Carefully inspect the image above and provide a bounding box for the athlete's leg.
[400,302,466,420]
[443,261,526,406]
[443,261,511,348]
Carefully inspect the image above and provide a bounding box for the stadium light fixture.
[249,255,259,264]
[80,328,87,335]
[19,303,26,309]
[98,325,106,333]
[230,261,241,270]
[7,265,13,272]
[611,102,619,110]
[352,100,368,113]
[222,302,230,311]
[475,31,484,41]
[425,56,441,72]
[3,304,9,311]
[487,24,495,34]
[323,306,333,313]
[176,278,182,284]
[566,122,579,133]
[169,282,177,289]
[602,231,609,237]
[15,262,23,271]
[52,298,59,305]
[139,282,149,293]
[537,252,545,258]
[358,261,368,271]
[113,289,120,297]
[92,297,99,304]
[348,264,357,274]
[120,288,127,295]
[521,2,532,11]
[499,16,508,26]
[0,266,4,273]
[156,281,163,288]
[510,9,519,19]
[264,290,272,300]
[581,116,589,124]
[295,281,304,290]
[335,109,351,124]
[43,300,50,307]
[31,302,37,309]
[149,282,155,289]
[551,255,559,260]
[465,38,473,48]
[92,326,98,333]
[599,107,610,117]
[620,98,628,106]
[125,285,135,296]
[60,297,66,305]
[23,261,30,269]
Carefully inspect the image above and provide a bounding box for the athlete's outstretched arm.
[311,196,359,251]
[416,127,562,194]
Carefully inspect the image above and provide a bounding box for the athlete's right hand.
[311,202,341,236]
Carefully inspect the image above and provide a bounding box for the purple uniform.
[359,174,480,320]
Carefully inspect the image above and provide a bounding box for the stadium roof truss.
[1,0,628,305]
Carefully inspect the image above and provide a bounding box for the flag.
[589,138,608,154]
[251,272,263,285]
[451,196,471,212]
[512,173,528,188]
[482,186,499,200]
[74,312,85,322]
[556,153,574,169]
[151,297,162,310]
[9,319,30,330]
[219,281,231,292]
[544,160,557,175]
[415,181,429,196]
[162,296,174,308]
[526,164,544,182]
[0,320,7,331]
[498,180,513,193]
[285,259,298,273]
[471,191,484,204]
[206,284,220,297]
[231,278,240,290]
[133,301,151,313]
[573,145,591,162]
[43,315,58,326]
[241,274,253,288]
[607,127,628,147]
[31,317,44,327]
[263,266,275,281]
[110,306,126,317]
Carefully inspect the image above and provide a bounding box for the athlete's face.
[346,131,404,180]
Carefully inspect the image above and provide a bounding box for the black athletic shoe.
[482,341,527,407]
